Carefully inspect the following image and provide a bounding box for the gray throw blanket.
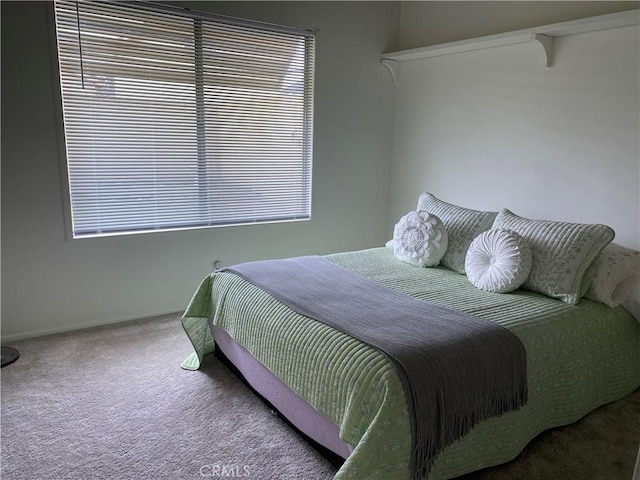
[223,256,528,479]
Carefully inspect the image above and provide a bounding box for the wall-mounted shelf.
[381,9,639,82]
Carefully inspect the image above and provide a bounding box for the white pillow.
[622,282,640,322]
[466,229,532,293]
[417,193,497,274]
[584,243,640,307]
[393,211,448,267]
[491,209,614,304]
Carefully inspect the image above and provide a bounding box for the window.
[53,0,315,238]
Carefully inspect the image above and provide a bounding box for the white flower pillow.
[492,209,615,304]
[417,193,497,274]
[584,243,640,307]
[466,229,532,293]
[393,211,448,267]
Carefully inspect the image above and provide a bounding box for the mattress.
[182,247,640,479]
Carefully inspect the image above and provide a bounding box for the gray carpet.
[1,313,638,480]
[1,314,336,480]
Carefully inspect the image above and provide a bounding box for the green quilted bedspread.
[181,247,640,480]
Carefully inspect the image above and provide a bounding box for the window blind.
[53,0,315,238]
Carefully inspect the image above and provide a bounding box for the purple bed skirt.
[210,323,354,460]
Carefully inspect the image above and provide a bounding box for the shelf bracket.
[533,34,554,68]
[381,58,400,84]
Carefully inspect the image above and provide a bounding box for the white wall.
[1,1,399,340]
[398,1,640,49]
[389,3,640,250]
[3,1,638,341]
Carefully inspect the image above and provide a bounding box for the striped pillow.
[584,243,640,307]
[417,193,497,274]
[492,209,614,304]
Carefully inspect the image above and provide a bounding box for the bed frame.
[181,246,640,480]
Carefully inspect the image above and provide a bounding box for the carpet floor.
[1,313,638,480]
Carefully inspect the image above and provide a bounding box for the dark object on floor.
[1,346,20,367]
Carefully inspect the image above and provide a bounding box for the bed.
[181,193,640,480]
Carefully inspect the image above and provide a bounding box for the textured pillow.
[584,243,640,307]
[622,283,640,322]
[466,229,532,293]
[393,210,448,267]
[416,193,497,274]
[492,209,615,304]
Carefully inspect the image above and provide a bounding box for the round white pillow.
[393,211,448,267]
[466,229,532,293]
